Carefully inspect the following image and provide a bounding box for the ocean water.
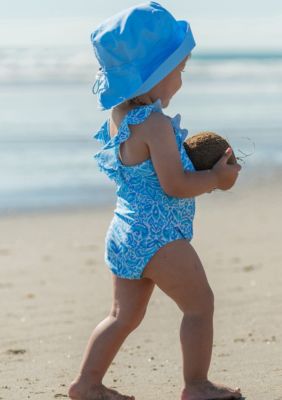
[0,47,282,214]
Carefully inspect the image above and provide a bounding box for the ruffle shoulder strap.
[93,120,108,144]
[170,113,189,142]
[92,99,163,182]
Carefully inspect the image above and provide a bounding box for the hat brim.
[97,20,196,110]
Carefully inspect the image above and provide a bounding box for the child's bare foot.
[68,380,135,400]
[181,380,242,400]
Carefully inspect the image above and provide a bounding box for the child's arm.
[143,113,241,198]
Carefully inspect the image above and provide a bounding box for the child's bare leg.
[68,275,155,400]
[142,240,242,400]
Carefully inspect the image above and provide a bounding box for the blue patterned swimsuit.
[93,99,195,279]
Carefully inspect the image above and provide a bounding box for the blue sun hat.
[90,1,196,110]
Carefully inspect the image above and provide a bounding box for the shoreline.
[1,167,281,218]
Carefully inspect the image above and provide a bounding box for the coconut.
[183,132,237,171]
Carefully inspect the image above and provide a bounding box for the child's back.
[94,99,195,279]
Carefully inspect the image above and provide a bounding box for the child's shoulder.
[133,109,174,143]
[111,103,174,140]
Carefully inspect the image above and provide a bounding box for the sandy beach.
[0,175,282,400]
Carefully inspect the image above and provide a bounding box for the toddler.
[68,2,242,400]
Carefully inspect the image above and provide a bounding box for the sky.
[0,0,282,50]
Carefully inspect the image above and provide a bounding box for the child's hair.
[127,96,148,107]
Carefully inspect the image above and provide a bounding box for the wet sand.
[0,175,281,399]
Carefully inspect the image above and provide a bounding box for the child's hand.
[212,148,241,191]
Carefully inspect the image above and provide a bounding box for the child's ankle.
[185,377,209,387]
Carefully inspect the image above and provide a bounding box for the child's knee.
[110,307,146,332]
[197,286,214,316]
[180,286,214,316]
[204,286,214,315]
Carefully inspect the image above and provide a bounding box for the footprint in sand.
[233,338,246,343]
[263,336,276,343]
[1,385,11,390]
[6,349,27,355]
[243,264,255,272]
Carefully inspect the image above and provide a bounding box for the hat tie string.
[92,68,103,95]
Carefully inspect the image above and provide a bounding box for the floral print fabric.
[93,99,195,279]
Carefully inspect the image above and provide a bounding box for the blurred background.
[1,0,282,214]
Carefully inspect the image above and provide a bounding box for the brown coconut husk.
[183,132,237,171]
